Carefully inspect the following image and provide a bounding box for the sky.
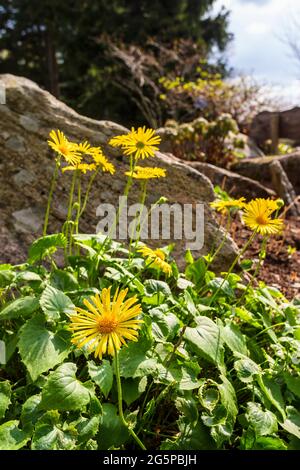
[214,0,300,105]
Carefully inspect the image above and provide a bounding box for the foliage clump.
[0,128,299,451]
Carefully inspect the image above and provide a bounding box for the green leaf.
[257,375,285,421]
[176,361,201,390]
[199,380,220,412]
[184,316,224,368]
[88,360,113,399]
[175,397,198,426]
[16,271,42,283]
[40,363,91,411]
[161,416,216,450]
[150,308,180,342]
[21,394,44,432]
[207,277,234,298]
[97,403,129,449]
[0,380,11,419]
[234,357,261,383]
[284,373,300,399]
[0,296,39,321]
[118,337,153,378]
[32,411,76,450]
[218,375,238,422]
[144,279,172,297]
[251,436,287,450]
[50,269,79,291]
[122,377,147,406]
[221,320,248,356]
[18,314,70,381]
[0,420,30,450]
[246,402,278,436]
[240,259,253,271]
[76,416,100,443]
[185,258,206,287]
[28,233,67,264]
[281,407,300,439]
[0,270,15,288]
[183,290,198,317]
[40,285,74,321]
[185,249,194,264]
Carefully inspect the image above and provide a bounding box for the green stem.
[209,212,231,265]
[65,170,78,257]
[43,158,60,236]
[75,174,82,235]
[129,180,148,261]
[100,155,136,255]
[67,171,77,222]
[79,169,99,218]
[238,236,268,306]
[209,231,257,306]
[114,348,146,450]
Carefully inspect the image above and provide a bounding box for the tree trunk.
[45,27,59,98]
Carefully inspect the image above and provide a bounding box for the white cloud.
[238,0,271,5]
[214,0,300,99]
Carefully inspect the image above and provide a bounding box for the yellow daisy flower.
[210,197,246,214]
[69,287,143,359]
[48,130,82,165]
[62,163,96,174]
[242,198,283,235]
[109,126,161,160]
[89,147,115,174]
[76,141,92,153]
[138,245,172,276]
[125,166,166,179]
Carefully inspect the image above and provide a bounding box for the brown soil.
[227,214,300,300]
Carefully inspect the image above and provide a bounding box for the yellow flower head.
[109,126,161,160]
[69,287,143,359]
[242,198,283,235]
[89,147,115,174]
[125,166,166,179]
[76,141,92,153]
[62,163,96,174]
[48,130,82,165]
[138,245,172,276]
[210,197,246,214]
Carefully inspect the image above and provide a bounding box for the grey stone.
[231,153,300,195]
[13,169,35,187]
[12,207,44,233]
[5,135,25,152]
[188,161,275,199]
[19,114,39,132]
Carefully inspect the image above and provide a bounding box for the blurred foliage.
[0,0,232,126]
[161,113,245,167]
[159,71,273,130]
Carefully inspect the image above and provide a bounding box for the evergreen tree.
[0,0,232,124]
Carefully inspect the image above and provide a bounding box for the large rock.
[250,107,300,147]
[0,74,238,271]
[231,153,300,195]
[186,161,275,200]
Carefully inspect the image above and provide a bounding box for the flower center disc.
[256,214,268,225]
[59,144,68,155]
[136,141,145,149]
[98,318,118,334]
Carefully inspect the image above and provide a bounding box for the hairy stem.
[114,348,146,450]
[43,158,60,236]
